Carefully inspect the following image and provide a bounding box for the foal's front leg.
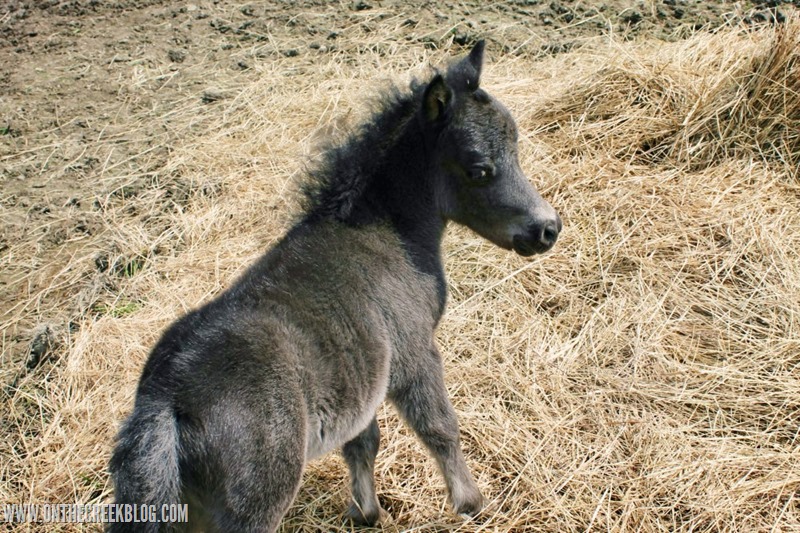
[342,417,383,526]
[389,346,484,516]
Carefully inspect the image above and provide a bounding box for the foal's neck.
[369,118,448,310]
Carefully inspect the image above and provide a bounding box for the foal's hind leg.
[389,346,484,516]
[342,417,383,526]
[201,390,306,533]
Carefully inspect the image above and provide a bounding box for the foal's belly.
[306,355,390,461]
[304,379,388,461]
[304,408,374,460]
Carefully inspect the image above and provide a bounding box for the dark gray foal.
[109,41,561,532]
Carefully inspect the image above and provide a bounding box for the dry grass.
[3,12,800,533]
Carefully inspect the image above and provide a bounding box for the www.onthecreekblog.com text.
[2,503,188,524]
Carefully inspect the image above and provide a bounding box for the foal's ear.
[423,74,452,122]
[447,39,485,92]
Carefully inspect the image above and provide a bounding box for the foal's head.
[424,41,561,256]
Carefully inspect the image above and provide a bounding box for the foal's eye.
[468,164,494,185]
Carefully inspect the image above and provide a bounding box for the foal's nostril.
[514,217,561,256]
[541,219,560,246]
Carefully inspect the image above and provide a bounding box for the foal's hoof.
[345,503,384,527]
[453,490,485,518]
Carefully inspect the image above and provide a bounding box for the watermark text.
[2,503,188,524]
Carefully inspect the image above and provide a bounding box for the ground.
[2,1,799,532]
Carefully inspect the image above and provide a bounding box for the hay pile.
[4,13,799,533]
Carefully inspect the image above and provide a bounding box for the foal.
[110,41,561,532]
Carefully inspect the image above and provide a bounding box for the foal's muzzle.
[512,214,562,256]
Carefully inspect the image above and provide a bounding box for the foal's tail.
[108,399,182,533]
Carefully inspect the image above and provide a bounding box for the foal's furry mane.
[299,74,432,222]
